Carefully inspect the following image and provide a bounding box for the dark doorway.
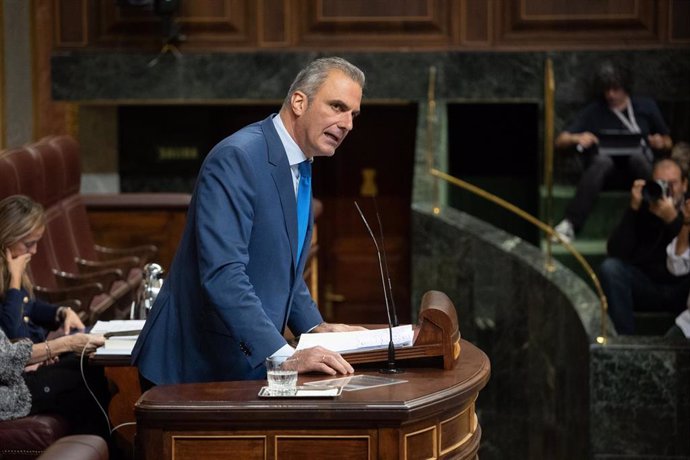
[119,104,279,192]
[447,103,540,245]
[313,103,418,325]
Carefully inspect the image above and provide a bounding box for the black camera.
[642,179,670,202]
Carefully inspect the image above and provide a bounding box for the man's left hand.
[311,322,368,333]
[647,134,670,150]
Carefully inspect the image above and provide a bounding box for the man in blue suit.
[132,57,366,385]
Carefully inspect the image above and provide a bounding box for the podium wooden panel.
[135,339,489,460]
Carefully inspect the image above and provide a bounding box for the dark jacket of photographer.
[607,204,683,282]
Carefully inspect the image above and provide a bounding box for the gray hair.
[282,57,365,109]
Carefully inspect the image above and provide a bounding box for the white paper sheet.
[90,320,146,335]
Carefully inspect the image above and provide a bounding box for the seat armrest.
[55,298,82,312]
[75,256,140,275]
[82,192,191,210]
[54,268,123,292]
[93,244,157,266]
[35,283,106,323]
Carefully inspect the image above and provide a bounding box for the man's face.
[653,161,687,207]
[291,70,362,158]
[604,86,628,110]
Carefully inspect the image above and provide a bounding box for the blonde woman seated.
[0,195,86,342]
[0,195,110,437]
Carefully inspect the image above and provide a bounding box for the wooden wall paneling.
[498,0,664,47]
[295,0,454,49]
[670,0,690,42]
[90,0,255,50]
[86,209,187,273]
[54,0,88,47]
[258,0,289,46]
[33,0,69,139]
[91,1,160,49]
[176,0,255,47]
[460,0,491,46]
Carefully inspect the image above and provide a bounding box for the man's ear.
[290,91,308,116]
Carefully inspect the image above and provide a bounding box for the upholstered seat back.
[23,141,83,277]
[0,414,70,460]
[45,136,99,261]
[0,149,22,199]
[0,147,45,204]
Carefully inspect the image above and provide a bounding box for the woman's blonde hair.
[0,195,46,299]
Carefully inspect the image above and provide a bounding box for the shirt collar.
[272,114,308,167]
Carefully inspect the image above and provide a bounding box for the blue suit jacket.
[131,116,323,384]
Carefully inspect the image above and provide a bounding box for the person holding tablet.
[553,61,672,243]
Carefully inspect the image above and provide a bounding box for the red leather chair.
[46,136,156,280]
[0,414,70,460]
[37,435,108,460]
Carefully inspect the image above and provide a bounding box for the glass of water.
[265,355,299,395]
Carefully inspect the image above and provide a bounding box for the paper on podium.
[96,336,138,355]
[296,325,414,353]
[90,320,145,336]
[90,320,145,356]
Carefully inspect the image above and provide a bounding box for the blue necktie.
[296,160,312,262]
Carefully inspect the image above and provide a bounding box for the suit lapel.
[261,116,300,270]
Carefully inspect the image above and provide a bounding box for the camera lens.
[642,180,666,202]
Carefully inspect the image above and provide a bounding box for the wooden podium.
[135,291,490,460]
[343,290,463,370]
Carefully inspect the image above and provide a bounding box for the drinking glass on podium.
[265,356,299,395]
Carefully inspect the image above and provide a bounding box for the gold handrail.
[424,63,608,344]
[429,169,608,343]
[544,58,556,270]
[426,65,440,214]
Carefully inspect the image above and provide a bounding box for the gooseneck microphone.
[373,198,399,327]
[354,201,403,374]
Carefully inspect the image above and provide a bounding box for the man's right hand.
[630,179,645,211]
[649,196,679,223]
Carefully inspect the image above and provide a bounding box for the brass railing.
[424,62,609,343]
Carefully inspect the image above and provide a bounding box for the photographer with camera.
[663,142,690,340]
[600,157,690,334]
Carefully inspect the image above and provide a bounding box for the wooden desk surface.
[135,340,489,460]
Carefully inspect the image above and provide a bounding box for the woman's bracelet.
[44,340,52,361]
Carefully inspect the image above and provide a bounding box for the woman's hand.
[60,307,85,335]
[5,248,30,290]
[54,333,105,354]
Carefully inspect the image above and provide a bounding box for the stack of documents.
[91,320,145,355]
